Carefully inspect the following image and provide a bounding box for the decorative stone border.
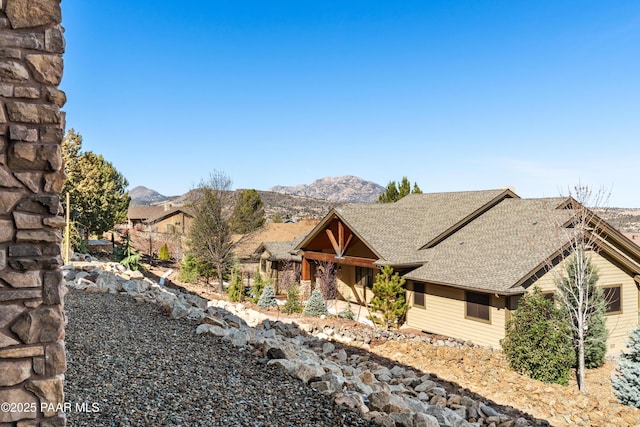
[64,261,539,427]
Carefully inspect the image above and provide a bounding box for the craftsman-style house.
[294,189,640,353]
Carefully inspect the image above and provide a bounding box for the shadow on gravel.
[64,277,550,427]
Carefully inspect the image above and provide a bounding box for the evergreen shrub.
[613,327,640,407]
[303,289,328,317]
[257,284,277,309]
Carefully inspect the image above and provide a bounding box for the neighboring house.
[127,205,167,229]
[233,220,318,273]
[294,189,640,354]
[253,238,304,282]
[145,206,194,234]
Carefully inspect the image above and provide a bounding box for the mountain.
[129,186,170,206]
[270,175,384,203]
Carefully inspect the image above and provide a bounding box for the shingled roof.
[297,188,640,294]
[300,189,517,265]
[404,197,572,294]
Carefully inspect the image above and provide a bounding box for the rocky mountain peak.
[270,175,384,203]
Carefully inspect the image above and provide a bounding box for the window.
[355,266,373,289]
[260,259,266,272]
[543,292,555,303]
[603,286,622,314]
[466,291,490,322]
[412,282,425,308]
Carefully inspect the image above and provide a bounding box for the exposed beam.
[325,229,341,255]
[303,251,377,269]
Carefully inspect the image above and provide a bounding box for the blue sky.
[61,1,639,207]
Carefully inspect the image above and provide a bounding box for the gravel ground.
[64,289,373,427]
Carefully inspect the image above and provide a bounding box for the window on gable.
[603,286,622,314]
[466,291,490,322]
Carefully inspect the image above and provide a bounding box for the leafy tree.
[368,266,409,329]
[377,177,422,203]
[231,189,265,233]
[282,286,302,314]
[250,269,266,303]
[62,129,130,240]
[257,284,277,309]
[227,263,244,302]
[613,327,640,407]
[186,171,235,291]
[552,185,611,391]
[303,289,328,317]
[158,243,170,261]
[558,255,607,369]
[501,287,574,385]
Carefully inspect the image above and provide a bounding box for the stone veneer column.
[0,0,67,426]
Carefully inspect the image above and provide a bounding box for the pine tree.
[230,189,266,233]
[257,284,277,309]
[283,286,302,314]
[158,243,170,261]
[367,266,409,329]
[303,289,328,317]
[62,129,130,240]
[613,327,640,407]
[501,287,574,385]
[377,177,423,203]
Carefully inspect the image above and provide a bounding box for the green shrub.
[227,264,244,302]
[250,271,266,303]
[282,286,302,314]
[501,287,574,385]
[257,284,277,309]
[303,289,328,317]
[158,243,170,261]
[613,327,640,407]
[178,254,201,283]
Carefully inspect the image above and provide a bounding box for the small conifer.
[283,286,302,314]
[158,243,170,261]
[303,289,328,317]
[257,284,277,309]
[227,264,244,302]
[613,327,640,407]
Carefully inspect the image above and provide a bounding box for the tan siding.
[405,283,507,348]
[527,251,638,354]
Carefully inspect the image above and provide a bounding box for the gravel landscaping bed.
[64,289,373,426]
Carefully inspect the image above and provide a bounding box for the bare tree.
[315,261,337,302]
[277,257,299,294]
[186,171,235,291]
[550,184,610,392]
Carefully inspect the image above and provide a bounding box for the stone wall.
[0,0,67,425]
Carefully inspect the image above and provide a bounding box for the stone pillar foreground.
[0,0,67,425]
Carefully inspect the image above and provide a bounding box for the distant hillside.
[143,188,337,220]
[595,208,640,233]
[270,175,384,203]
[129,186,170,206]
